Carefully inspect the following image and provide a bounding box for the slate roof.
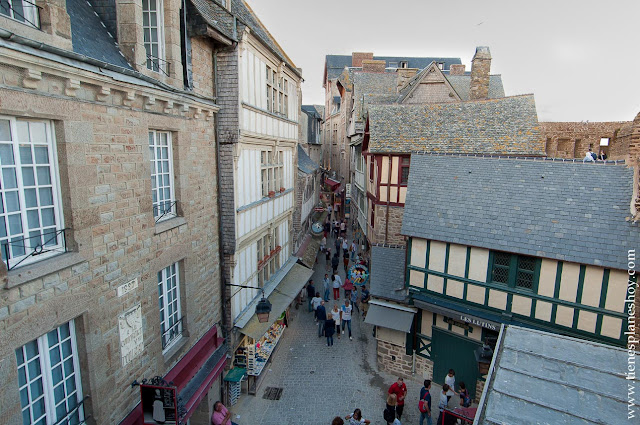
[67,0,132,69]
[189,0,236,40]
[297,145,320,175]
[448,75,505,100]
[301,105,322,120]
[367,95,544,155]
[325,55,461,80]
[477,326,633,424]
[401,155,639,270]
[370,245,407,302]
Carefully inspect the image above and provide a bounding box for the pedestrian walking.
[330,303,342,339]
[342,238,349,258]
[419,379,432,425]
[311,292,323,321]
[436,384,450,425]
[334,220,340,238]
[340,219,346,236]
[335,234,342,251]
[321,235,327,252]
[350,286,359,315]
[385,393,397,425]
[331,252,340,274]
[343,254,349,273]
[306,280,315,313]
[444,369,457,402]
[325,248,332,272]
[341,299,353,340]
[360,285,370,319]
[316,300,327,337]
[323,274,331,302]
[325,314,335,346]
[388,377,407,420]
[332,417,344,425]
[350,240,357,261]
[345,408,371,425]
[343,276,354,300]
[332,274,341,300]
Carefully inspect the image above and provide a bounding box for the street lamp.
[227,284,272,323]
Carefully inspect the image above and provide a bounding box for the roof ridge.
[410,152,627,165]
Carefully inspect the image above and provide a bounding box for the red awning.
[119,325,226,425]
[325,178,340,191]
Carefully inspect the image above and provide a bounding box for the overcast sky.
[247,0,639,122]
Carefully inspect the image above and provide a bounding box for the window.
[149,131,176,222]
[369,157,375,180]
[0,118,65,269]
[437,62,444,70]
[257,229,279,285]
[490,251,538,290]
[142,0,165,73]
[600,138,610,147]
[265,68,288,117]
[399,61,408,68]
[400,157,410,184]
[158,263,182,351]
[16,321,85,425]
[261,150,283,197]
[0,0,40,28]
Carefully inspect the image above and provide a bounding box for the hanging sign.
[348,264,369,286]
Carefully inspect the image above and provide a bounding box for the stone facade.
[541,121,630,159]
[470,46,491,100]
[377,340,433,380]
[368,204,405,246]
[0,46,222,424]
[190,36,216,99]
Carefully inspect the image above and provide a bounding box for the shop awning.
[325,178,340,191]
[364,300,416,333]
[238,263,313,340]
[296,233,322,269]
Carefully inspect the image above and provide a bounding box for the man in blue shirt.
[419,379,432,425]
[316,301,327,337]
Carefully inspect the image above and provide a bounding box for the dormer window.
[399,61,408,68]
[437,62,444,70]
[0,0,40,28]
[142,0,167,74]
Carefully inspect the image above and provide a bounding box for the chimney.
[449,64,466,76]
[361,60,386,73]
[352,52,374,68]
[396,68,419,91]
[470,46,492,100]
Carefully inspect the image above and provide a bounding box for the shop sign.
[414,300,501,331]
[345,183,351,199]
[445,317,470,331]
[140,383,178,424]
[456,314,498,331]
[119,303,144,367]
[117,278,138,297]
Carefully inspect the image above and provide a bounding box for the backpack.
[419,390,429,413]
[383,408,395,423]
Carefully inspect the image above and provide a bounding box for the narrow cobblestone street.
[230,227,440,425]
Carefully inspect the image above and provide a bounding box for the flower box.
[279,187,286,193]
[268,191,275,198]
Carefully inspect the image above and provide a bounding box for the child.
[458,382,471,408]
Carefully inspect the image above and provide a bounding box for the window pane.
[34,146,48,164]
[22,167,35,186]
[41,208,54,227]
[516,270,533,289]
[28,122,46,144]
[518,256,536,271]
[6,191,19,212]
[0,120,11,141]
[494,252,510,266]
[36,167,51,185]
[39,188,53,206]
[60,323,70,339]
[24,188,37,208]
[20,146,33,165]
[3,168,17,188]
[0,143,14,165]
[49,346,61,365]
[492,266,509,284]
[30,377,43,399]
[27,210,39,229]
[17,120,29,143]
[8,214,22,234]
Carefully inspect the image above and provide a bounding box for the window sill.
[6,251,86,289]
[155,216,187,235]
[162,334,189,364]
[237,188,293,212]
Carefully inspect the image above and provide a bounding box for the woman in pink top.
[211,401,238,425]
[343,277,354,300]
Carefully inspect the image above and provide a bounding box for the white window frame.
[0,0,40,29]
[0,117,65,270]
[158,262,183,353]
[15,320,85,424]
[149,130,176,222]
[261,150,284,197]
[142,0,166,73]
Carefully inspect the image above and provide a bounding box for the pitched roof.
[301,105,322,119]
[477,326,633,424]
[448,74,505,100]
[67,0,132,69]
[189,0,236,41]
[297,145,320,174]
[367,95,544,155]
[325,55,461,81]
[401,155,639,270]
[370,245,407,302]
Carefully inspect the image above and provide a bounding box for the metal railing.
[153,200,179,223]
[51,394,90,425]
[0,0,41,29]
[2,228,70,270]
[146,54,172,77]
[161,317,183,349]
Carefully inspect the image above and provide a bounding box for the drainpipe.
[384,154,392,243]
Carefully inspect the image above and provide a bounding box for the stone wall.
[377,340,434,380]
[470,47,491,100]
[362,59,386,73]
[191,36,215,99]
[368,204,405,246]
[540,121,630,159]
[352,52,374,67]
[0,53,221,424]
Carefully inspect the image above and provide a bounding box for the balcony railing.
[2,228,70,270]
[162,317,183,350]
[153,200,179,223]
[51,395,90,425]
[146,54,172,77]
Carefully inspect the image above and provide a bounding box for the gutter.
[0,28,216,106]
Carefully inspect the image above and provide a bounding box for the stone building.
[0,0,227,423]
[293,145,320,252]
[541,120,632,159]
[382,153,639,401]
[300,105,323,166]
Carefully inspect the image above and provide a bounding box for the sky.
[247,0,640,122]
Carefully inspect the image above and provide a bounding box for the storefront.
[230,260,313,398]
